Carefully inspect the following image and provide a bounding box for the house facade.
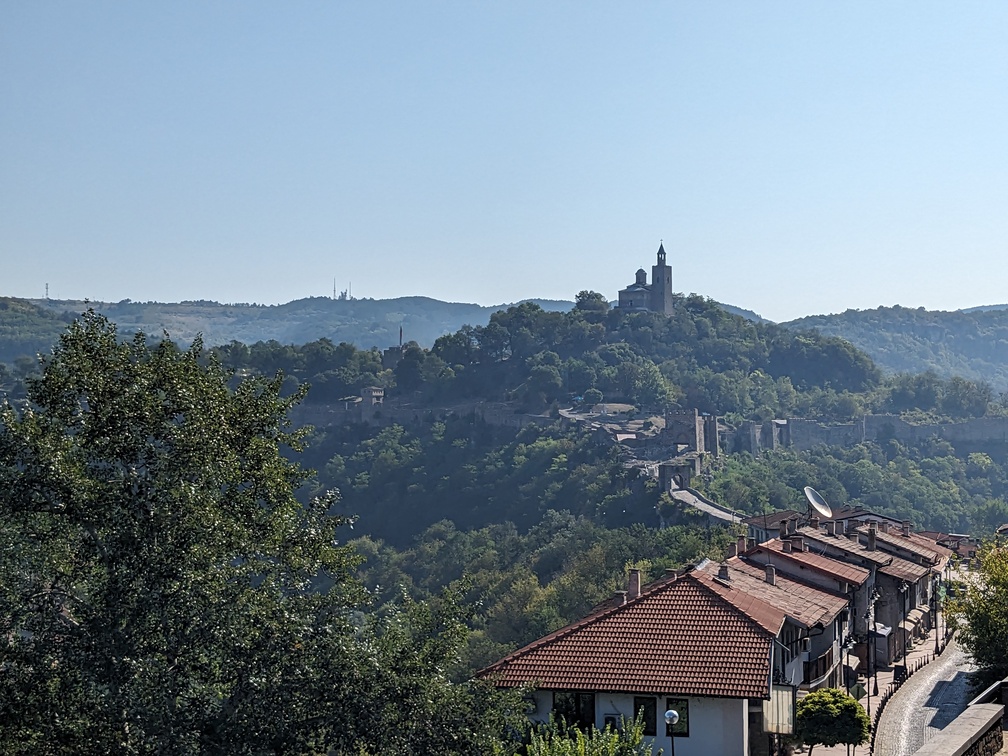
[478,569,792,756]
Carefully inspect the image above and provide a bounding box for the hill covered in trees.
[785,305,1008,391]
[5,294,1008,683]
[8,295,1008,394]
[16,295,573,354]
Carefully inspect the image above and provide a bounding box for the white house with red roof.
[478,568,798,756]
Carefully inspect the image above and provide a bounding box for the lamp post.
[664,709,679,756]
[933,574,941,655]
[907,584,915,685]
[844,636,853,695]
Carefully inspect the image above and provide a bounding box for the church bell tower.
[650,242,674,315]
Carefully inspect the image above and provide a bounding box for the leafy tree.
[950,541,1008,680]
[794,688,870,754]
[0,312,517,754]
[574,290,610,315]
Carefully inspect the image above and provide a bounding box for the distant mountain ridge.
[7,296,573,359]
[4,295,1007,392]
[784,305,1008,391]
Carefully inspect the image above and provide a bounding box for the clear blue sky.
[3,3,1007,322]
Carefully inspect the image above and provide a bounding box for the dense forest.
[18,295,573,352]
[4,294,1008,681]
[5,294,1008,391]
[786,304,1008,391]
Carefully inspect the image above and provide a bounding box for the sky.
[3,3,1007,323]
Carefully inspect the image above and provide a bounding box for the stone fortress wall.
[753,414,1008,453]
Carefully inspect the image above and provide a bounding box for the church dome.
[635,268,647,285]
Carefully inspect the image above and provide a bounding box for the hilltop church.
[616,242,674,315]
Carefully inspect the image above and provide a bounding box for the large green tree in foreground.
[0,313,518,755]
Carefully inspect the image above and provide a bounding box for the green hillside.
[9,295,572,357]
[785,305,1008,391]
[0,297,75,365]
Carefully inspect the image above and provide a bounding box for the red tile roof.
[798,527,892,567]
[477,572,776,699]
[696,558,849,629]
[878,551,931,582]
[853,526,952,570]
[755,539,871,585]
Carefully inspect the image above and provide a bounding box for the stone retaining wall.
[910,703,1003,756]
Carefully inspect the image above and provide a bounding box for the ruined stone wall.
[787,414,1008,451]
[289,400,549,432]
[786,418,865,450]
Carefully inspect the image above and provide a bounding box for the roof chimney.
[848,531,860,543]
[811,516,820,529]
[717,562,730,581]
[765,564,777,586]
[782,540,793,553]
[614,590,628,605]
[825,521,836,536]
[737,535,747,555]
[746,537,756,551]
[868,529,877,551]
[902,520,911,537]
[628,569,641,600]
[791,535,804,552]
[727,543,738,558]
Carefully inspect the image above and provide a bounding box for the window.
[665,697,690,737]
[633,697,657,736]
[553,691,595,729]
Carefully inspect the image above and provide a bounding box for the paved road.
[872,637,976,756]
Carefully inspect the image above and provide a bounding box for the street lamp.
[900,582,909,680]
[843,636,854,695]
[933,574,941,655]
[664,709,679,756]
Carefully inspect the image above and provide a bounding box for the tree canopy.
[950,541,1008,682]
[0,312,519,754]
[794,688,870,754]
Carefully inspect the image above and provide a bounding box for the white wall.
[530,692,749,756]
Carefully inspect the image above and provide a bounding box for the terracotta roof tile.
[756,539,871,585]
[477,573,774,699]
[798,527,892,567]
[878,551,931,582]
[697,558,849,629]
[853,527,952,570]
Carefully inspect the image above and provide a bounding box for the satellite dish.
[804,486,833,519]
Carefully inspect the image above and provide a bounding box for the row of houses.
[477,508,952,756]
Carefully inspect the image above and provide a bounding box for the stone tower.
[649,242,674,315]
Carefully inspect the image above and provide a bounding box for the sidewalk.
[799,622,952,756]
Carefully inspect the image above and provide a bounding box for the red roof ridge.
[477,568,686,676]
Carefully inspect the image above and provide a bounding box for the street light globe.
[664,709,679,726]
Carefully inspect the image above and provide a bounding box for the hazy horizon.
[5,4,1008,321]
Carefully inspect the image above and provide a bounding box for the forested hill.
[1,293,759,365]
[0,298,75,366]
[8,295,574,359]
[785,305,1008,391]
